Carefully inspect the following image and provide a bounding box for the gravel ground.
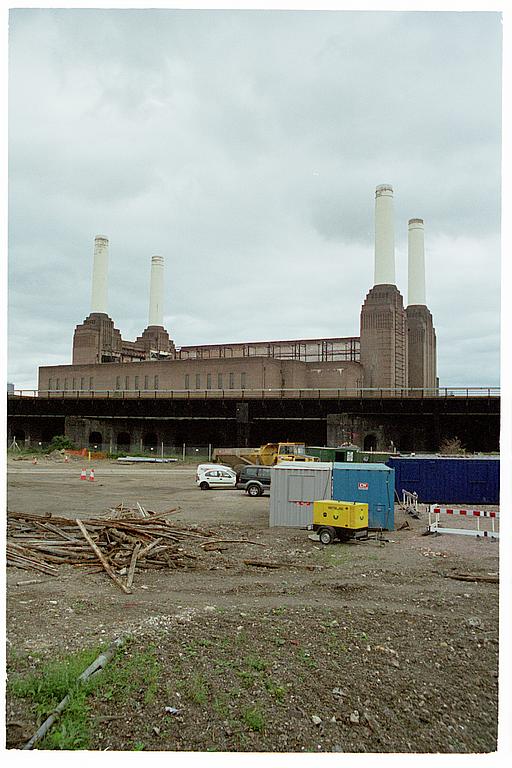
[6,460,500,753]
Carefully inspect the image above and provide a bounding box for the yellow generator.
[310,500,369,545]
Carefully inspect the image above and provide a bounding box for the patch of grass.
[235,630,249,646]
[236,669,259,688]
[8,641,163,750]
[264,678,286,700]
[9,646,101,719]
[212,694,230,719]
[246,655,267,672]
[242,706,266,732]
[187,673,208,705]
[8,645,103,750]
[296,648,318,670]
[132,741,146,750]
[183,642,199,657]
[98,644,161,705]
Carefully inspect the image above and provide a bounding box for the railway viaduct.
[7,388,500,454]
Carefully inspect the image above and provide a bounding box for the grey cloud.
[8,9,501,389]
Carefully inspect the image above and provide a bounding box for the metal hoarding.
[306,446,358,462]
[332,463,395,530]
[269,462,333,527]
[386,456,500,504]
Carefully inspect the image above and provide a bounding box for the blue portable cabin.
[332,462,395,530]
[386,456,500,504]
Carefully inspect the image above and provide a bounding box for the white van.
[196,464,237,490]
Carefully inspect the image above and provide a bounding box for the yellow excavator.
[248,442,319,466]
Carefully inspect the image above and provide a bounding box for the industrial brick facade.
[37,184,438,398]
[39,356,365,394]
[359,284,409,389]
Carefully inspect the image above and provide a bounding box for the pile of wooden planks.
[7,508,223,593]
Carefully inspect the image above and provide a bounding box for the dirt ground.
[6,459,500,753]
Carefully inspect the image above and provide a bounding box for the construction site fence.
[7,442,215,461]
[8,386,501,400]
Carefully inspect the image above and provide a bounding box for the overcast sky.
[7,7,502,390]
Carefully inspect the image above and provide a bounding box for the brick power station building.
[38,185,437,399]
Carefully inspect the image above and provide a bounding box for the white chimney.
[374,184,395,285]
[408,218,426,305]
[148,255,164,326]
[91,235,109,313]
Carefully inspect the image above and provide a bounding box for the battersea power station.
[38,185,437,400]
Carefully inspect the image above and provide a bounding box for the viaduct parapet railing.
[8,387,500,401]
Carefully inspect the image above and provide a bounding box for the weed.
[235,630,249,646]
[296,649,318,670]
[212,694,230,719]
[246,656,267,672]
[187,673,208,705]
[9,646,101,719]
[264,679,286,700]
[8,646,102,750]
[242,706,265,732]
[236,669,258,688]
[99,645,161,704]
[132,741,146,751]
[183,642,199,658]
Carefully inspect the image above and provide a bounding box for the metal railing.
[8,386,501,400]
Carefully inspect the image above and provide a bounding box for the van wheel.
[200,482,210,490]
[247,484,262,497]
[318,527,335,545]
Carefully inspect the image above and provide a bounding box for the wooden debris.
[445,572,499,584]
[243,558,322,571]
[76,520,132,594]
[7,506,272,592]
[126,543,141,589]
[200,539,265,548]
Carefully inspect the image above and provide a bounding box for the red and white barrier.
[428,505,499,539]
[80,469,86,480]
[89,469,95,482]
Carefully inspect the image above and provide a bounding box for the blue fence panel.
[386,457,499,504]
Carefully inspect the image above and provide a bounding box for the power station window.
[116,376,121,390]
[154,375,159,390]
[125,376,129,390]
[48,379,52,390]
[229,373,234,389]
[218,373,223,389]
[56,379,60,390]
[134,376,139,390]
[89,377,93,391]
[64,378,68,391]
[195,374,201,389]
[207,374,212,390]
[241,373,246,389]
[184,374,189,389]
[144,376,149,390]
[80,378,84,391]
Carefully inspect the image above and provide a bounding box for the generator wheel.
[318,527,335,545]
[199,482,210,490]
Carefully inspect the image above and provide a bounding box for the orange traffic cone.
[89,468,95,482]
[80,468,87,480]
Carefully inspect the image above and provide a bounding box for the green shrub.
[47,435,76,452]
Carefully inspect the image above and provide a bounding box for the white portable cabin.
[269,461,333,527]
